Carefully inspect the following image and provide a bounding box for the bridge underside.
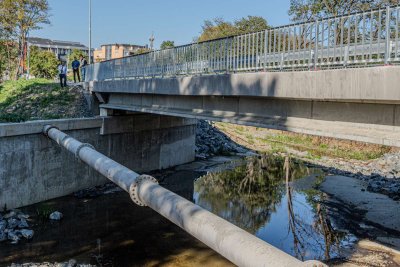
[89,66,400,147]
[99,95,400,147]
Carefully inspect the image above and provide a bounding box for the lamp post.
[26,31,30,80]
[89,0,92,64]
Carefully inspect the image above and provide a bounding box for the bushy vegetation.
[29,46,58,79]
[0,78,78,122]
[198,16,269,42]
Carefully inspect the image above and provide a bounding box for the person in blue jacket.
[71,57,81,83]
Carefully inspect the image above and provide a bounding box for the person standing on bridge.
[80,55,88,82]
[71,57,81,83]
[58,61,67,88]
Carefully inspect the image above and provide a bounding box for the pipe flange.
[129,175,158,207]
[75,143,95,159]
[43,125,59,138]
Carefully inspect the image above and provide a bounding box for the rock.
[49,211,63,221]
[20,229,34,239]
[67,259,77,267]
[4,211,16,219]
[0,230,6,242]
[0,220,6,231]
[7,230,20,244]
[18,218,29,228]
[7,218,18,229]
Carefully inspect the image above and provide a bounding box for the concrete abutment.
[0,115,197,209]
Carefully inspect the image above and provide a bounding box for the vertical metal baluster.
[354,14,358,64]
[327,19,331,66]
[273,29,277,68]
[300,25,304,67]
[346,16,350,66]
[321,20,325,66]
[233,36,237,71]
[249,34,253,70]
[308,22,317,68]
[282,27,286,69]
[378,9,382,61]
[255,32,259,70]
[340,18,344,65]
[362,12,366,63]
[396,8,399,60]
[293,26,296,68]
[385,6,391,64]
[369,11,373,62]
[268,29,272,69]
[264,30,268,71]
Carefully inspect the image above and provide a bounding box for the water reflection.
[194,154,353,261]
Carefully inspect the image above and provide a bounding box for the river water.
[193,155,357,262]
[0,154,375,266]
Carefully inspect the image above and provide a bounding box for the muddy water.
[0,155,396,266]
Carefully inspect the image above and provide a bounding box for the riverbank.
[213,122,400,201]
[0,79,93,123]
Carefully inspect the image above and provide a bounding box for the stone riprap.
[195,120,248,159]
[0,210,33,245]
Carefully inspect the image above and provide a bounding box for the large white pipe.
[43,125,325,267]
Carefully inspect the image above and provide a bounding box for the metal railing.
[86,5,400,82]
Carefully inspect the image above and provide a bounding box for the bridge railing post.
[314,20,319,70]
[385,6,391,65]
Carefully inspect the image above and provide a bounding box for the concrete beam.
[91,66,400,103]
[100,103,400,147]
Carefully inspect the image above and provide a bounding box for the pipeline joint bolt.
[43,125,59,138]
[129,175,158,207]
[75,143,95,159]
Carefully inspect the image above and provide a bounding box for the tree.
[234,16,270,35]
[288,0,399,22]
[132,47,151,55]
[0,0,50,79]
[160,40,175,50]
[29,46,58,79]
[198,16,270,42]
[198,18,237,42]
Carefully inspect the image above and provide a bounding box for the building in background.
[26,37,91,62]
[93,44,147,62]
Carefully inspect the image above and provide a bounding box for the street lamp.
[89,0,92,64]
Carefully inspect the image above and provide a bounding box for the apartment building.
[26,37,90,62]
[93,43,147,62]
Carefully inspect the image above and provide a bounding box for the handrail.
[86,5,400,81]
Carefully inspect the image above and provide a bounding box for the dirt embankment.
[0,79,93,123]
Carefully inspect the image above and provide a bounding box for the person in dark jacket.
[71,57,81,83]
[80,55,88,81]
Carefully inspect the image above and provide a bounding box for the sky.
[32,0,292,49]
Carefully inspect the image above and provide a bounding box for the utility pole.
[89,0,92,64]
[26,31,30,80]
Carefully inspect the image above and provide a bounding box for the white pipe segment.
[43,125,326,267]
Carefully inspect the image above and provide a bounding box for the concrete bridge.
[2,6,400,266]
[85,5,400,146]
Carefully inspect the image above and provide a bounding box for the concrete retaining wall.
[0,115,196,209]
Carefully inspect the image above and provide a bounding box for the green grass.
[259,133,388,161]
[0,78,76,123]
[216,122,390,161]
